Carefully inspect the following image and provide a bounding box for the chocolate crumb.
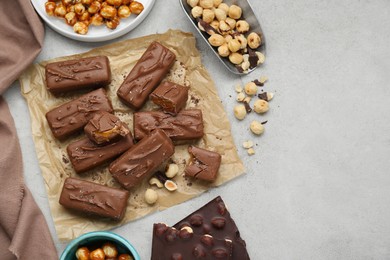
[190,95,200,105]
[258,92,268,101]
[62,155,69,164]
[60,173,63,178]
[253,79,264,86]
[155,171,168,184]
[261,120,268,125]
[243,101,252,113]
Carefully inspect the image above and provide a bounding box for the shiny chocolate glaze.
[150,81,189,115]
[184,146,221,182]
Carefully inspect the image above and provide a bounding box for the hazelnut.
[253,99,269,114]
[198,21,216,35]
[229,52,243,65]
[106,16,120,30]
[235,34,247,49]
[165,163,179,178]
[256,51,265,64]
[244,82,257,96]
[213,0,222,7]
[208,34,225,47]
[73,22,88,35]
[250,121,265,135]
[247,32,261,49]
[149,177,163,188]
[224,34,233,43]
[107,0,122,7]
[89,248,105,260]
[225,17,236,29]
[64,12,77,26]
[102,242,118,258]
[187,0,199,8]
[234,105,246,120]
[181,226,194,233]
[214,8,227,21]
[118,254,134,260]
[243,96,251,104]
[228,39,241,53]
[100,5,117,19]
[145,189,158,204]
[247,148,255,155]
[129,1,144,14]
[78,11,90,22]
[191,6,203,18]
[54,4,67,17]
[218,20,230,33]
[118,5,131,18]
[88,1,101,14]
[236,20,250,33]
[241,61,250,72]
[45,2,56,16]
[235,84,243,93]
[242,140,254,149]
[228,5,242,19]
[218,3,229,13]
[236,92,245,102]
[267,92,274,101]
[210,20,220,31]
[90,13,104,26]
[202,9,215,23]
[199,0,213,9]
[218,43,230,57]
[75,247,90,260]
[164,180,178,191]
[259,75,268,84]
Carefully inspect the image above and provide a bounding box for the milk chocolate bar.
[174,196,250,260]
[84,111,129,145]
[150,81,189,115]
[151,223,233,260]
[45,56,111,94]
[59,177,129,221]
[109,129,174,190]
[117,42,176,110]
[67,131,134,173]
[46,88,113,140]
[133,109,204,142]
[185,146,221,182]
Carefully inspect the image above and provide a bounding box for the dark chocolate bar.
[45,56,111,94]
[150,81,189,115]
[67,131,134,173]
[84,111,129,145]
[185,146,221,182]
[46,88,113,140]
[109,129,174,190]
[151,223,233,260]
[59,177,129,221]
[117,42,176,110]
[174,196,250,260]
[133,109,204,142]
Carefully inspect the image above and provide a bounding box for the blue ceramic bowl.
[60,231,140,260]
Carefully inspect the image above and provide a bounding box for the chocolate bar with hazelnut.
[174,196,250,260]
[133,109,204,142]
[117,42,176,110]
[67,130,134,173]
[46,88,113,140]
[151,223,233,260]
[109,129,174,190]
[150,81,189,115]
[45,56,111,95]
[59,177,129,221]
[184,146,221,182]
[84,111,129,145]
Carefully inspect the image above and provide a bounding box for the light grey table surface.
[4,0,390,259]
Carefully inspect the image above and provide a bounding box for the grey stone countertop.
[4,0,390,259]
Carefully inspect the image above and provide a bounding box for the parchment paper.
[19,29,245,241]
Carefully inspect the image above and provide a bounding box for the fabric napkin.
[0,0,58,259]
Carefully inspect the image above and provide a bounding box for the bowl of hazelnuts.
[180,0,266,75]
[60,231,140,260]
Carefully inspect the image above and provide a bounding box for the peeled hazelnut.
[165,163,179,178]
[235,34,247,49]
[181,226,194,233]
[75,247,90,260]
[250,121,265,135]
[224,34,233,43]
[247,32,261,49]
[208,34,225,47]
[236,20,250,33]
[243,96,251,104]
[78,11,90,22]
[100,5,117,19]
[242,140,254,149]
[218,43,230,57]
[187,0,199,8]
[202,9,215,23]
[229,52,243,65]
[267,92,274,101]
[118,5,131,18]
[73,22,88,35]
[253,99,269,114]
[145,189,158,204]
[218,20,230,33]
[90,13,104,26]
[107,0,122,7]
[213,0,222,7]
[228,39,241,53]
[236,92,245,102]
[65,12,77,26]
[164,180,178,191]
[210,20,219,30]
[45,2,56,16]
[234,105,247,120]
[244,82,257,96]
[149,177,163,188]
[214,8,227,21]
[228,5,242,19]
[199,0,213,9]
[247,148,255,155]
[74,3,85,15]
[218,3,229,13]
[106,16,120,29]
[191,6,203,18]
[54,4,67,17]
[88,1,101,14]
[129,1,144,14]
[241,61,250,72]
[259,75,268,84]
[102,242,118,258]
[225,17,236,29]
[118,254,134,260]
[256,51,265,64]
[89,248,105,260]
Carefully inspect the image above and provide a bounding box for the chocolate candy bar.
[151,223,233,260]
[117,42,176,110]
[45,56,111,94]
[67,131,134,173]
[84,111,129,145]
[133,109,204,142]
[59,177,129,221]
[109,129,174,190]
[174,196,250,260]
[46,88,113,140]
[185,146,221,182]
[150,81,189,115]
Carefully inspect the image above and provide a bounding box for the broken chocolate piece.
[184,146,221,182]
[253,79,264,87]
[59,177,129,221]
[257,92,268,101]
[150,81,189,115]
[243,101,252,113]
[248,48,259,69]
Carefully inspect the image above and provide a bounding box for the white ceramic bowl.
[31,0,155,42]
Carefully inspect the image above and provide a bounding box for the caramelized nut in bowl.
[179,0,266,75]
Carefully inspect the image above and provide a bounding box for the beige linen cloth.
[0,0,58,259]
